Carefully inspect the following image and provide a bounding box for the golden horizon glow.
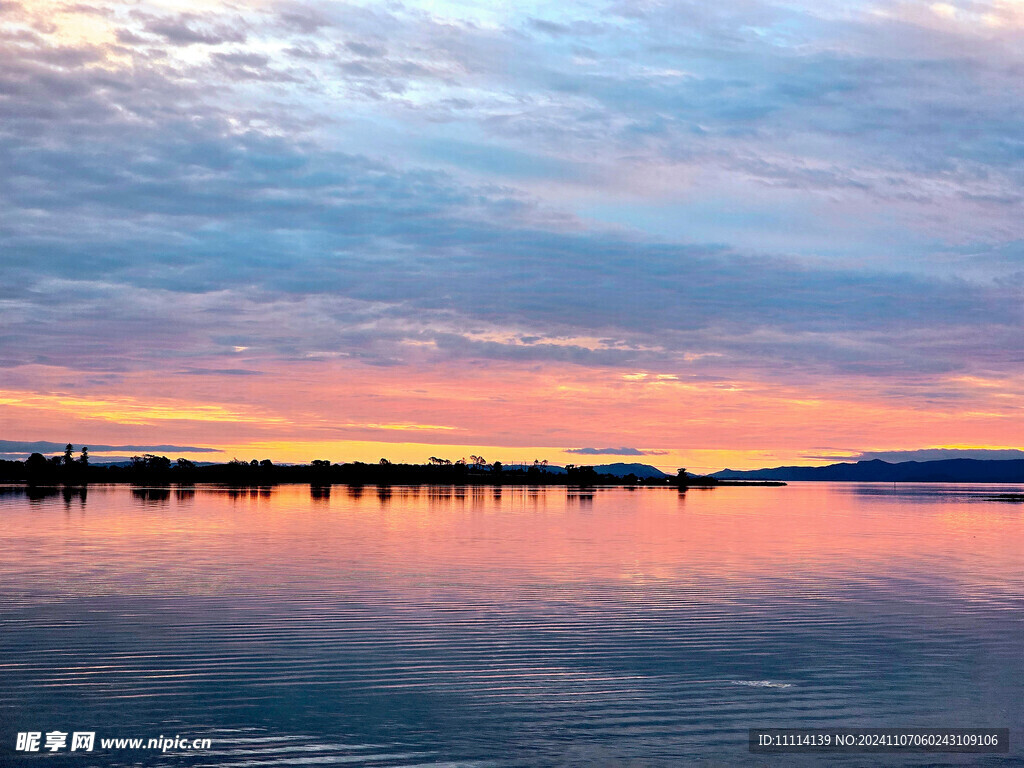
[3,354,1024,471]
[0,389,288,426]
[3,351,1024,471]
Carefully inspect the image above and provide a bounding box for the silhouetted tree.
[63,443,74,467]
[566,464,598,483]
[80,447,89,467]
[124,454,172,483]
[25,452,48,482]
[26,453,47,473]
[131,454,171,473]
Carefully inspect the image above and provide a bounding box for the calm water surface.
[1,482,1022,766]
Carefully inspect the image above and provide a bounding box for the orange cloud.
[0,389,286,427]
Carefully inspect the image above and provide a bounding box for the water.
[1,482,1022,766]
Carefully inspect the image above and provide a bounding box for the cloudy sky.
[1,0,1022,470]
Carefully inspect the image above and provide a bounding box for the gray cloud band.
[0,0,1021,384]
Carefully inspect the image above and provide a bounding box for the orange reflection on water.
[1,483,1022,606]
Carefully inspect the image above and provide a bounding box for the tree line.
[2,444,716,488]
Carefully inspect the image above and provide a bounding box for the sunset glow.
[2,0,1022,470]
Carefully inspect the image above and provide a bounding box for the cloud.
[0,440,220,455]
[1,0,1023,421]
[566,447,667,456]
[174,368,265,377]
[143,16,247,46]
[0,108,1019,384]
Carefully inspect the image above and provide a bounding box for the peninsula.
[0,446,784,488]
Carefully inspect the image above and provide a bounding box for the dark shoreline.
[0,479,787,489]
[1,455,788,488]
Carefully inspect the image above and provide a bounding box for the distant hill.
[593,463,671,479]
[504,464,567,474]
[712,458,1024,483]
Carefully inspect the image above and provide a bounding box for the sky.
[1,0,1022,472]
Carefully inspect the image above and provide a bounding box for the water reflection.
[225,485,274,502]
[0,483,1021,767]
[63,485,87,509]
[26,485,62,503]
[131,487,171,504]
[566,488,594,507]
[0,484,91,506]
[851,481,1024,504]
[469,485,487,510]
